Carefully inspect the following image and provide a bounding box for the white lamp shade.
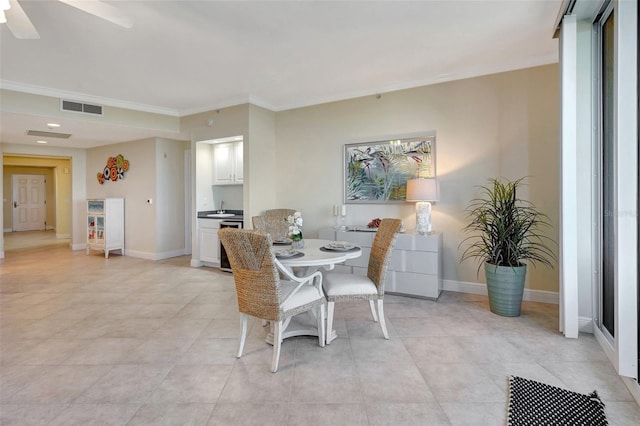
[406,178,438,201]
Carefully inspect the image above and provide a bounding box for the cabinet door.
[213,143,234,185]
[199,228,220,263]
[88,215,97,243]
[233,142,243,183]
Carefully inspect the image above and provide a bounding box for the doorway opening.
[11,174,46,232]
[2,154,73,254]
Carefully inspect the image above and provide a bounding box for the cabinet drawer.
[198,219,221,229]
[388,271,441,299]
[394,250,439,274]
[336,231,374,247]
[394,234,440,251]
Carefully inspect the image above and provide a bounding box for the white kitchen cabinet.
[213,141,243,185]
[86,198,124,258]
[198,218,221,265]
[319,228,443,299]
[233,142,243,182]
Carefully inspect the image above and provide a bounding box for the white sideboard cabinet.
[86,198,124,258]
[319,228,443,299]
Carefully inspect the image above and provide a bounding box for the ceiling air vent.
[61,100,103,116]
[26,130,72,139]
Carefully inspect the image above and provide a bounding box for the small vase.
[291,238,304,250]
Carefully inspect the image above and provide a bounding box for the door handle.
[13,201,17,208]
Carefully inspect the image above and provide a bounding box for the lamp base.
[415,201,432,235]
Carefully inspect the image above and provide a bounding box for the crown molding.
[0,80,181,117]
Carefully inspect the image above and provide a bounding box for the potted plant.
[460,177,556,317]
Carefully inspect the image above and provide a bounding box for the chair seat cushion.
[280,280,324,311]
[322,272,377,297]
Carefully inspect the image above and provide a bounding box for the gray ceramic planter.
[484,263,527,317]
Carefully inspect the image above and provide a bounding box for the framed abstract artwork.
[344,135,435,203]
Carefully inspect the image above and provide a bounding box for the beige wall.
[86,138,189,258]
[247,104,277,221]
[155,138,190,254]
[87,139,157,256]
[275,64,559,293]
[2,155,73,237]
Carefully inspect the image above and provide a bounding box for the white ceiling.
[0,0,560,149]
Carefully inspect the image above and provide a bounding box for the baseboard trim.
[124,250,156,261]
[579,316,594,333]
[442,279,559,304]
[622,376,640,406]
[191,259,203,267]
[593,326,617,367]
[593,326,640,405]
[3,228,11,233]
[56,233,70,239]
[71,243,86,251]
[124,248,188,261]
[0,250,4,259]
[155,249,188,260]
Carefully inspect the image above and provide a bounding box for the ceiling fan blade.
[5,0,40,39]
[58,0,133,29]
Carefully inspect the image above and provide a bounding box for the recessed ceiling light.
[47,123,61,128]
[36,140,48,144]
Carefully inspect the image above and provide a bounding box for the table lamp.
[406,178,438,234]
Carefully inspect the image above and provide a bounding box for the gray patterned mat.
[507,375,607,425]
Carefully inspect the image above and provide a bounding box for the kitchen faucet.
[218,200,225,213]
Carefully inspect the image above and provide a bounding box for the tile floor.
[1,232,639,425]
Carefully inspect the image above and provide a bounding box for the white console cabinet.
[86,198,124,258]
[319,228,443,299]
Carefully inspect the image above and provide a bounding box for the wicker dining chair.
[218,228,326,372]
[263,209,296,218]
[252,215,290,241]
[322,218,402,344]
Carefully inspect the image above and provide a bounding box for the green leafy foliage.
[460,177,557,274]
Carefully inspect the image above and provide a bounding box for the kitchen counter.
[197,210,243,222]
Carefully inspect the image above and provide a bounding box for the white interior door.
[12,174,46,232]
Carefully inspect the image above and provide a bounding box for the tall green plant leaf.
[460,177,557,274]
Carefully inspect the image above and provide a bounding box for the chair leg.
[377,299,389,339]
[237,313,248,358]
[369,299,379,323]
[316,304,325,348]
[271,321,282,373]
[326,301,335,345]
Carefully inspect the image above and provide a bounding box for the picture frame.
[344,135,435,203]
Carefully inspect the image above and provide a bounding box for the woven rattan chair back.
[367,218,402,294]
[218,228,282,322]
[252,215,290,241]
[263,209,296,218]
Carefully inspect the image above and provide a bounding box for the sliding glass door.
[637,0,640,380]
[598,4,615,339]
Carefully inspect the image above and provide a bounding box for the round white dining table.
[266,238,362,345]
[275,238,362,274]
